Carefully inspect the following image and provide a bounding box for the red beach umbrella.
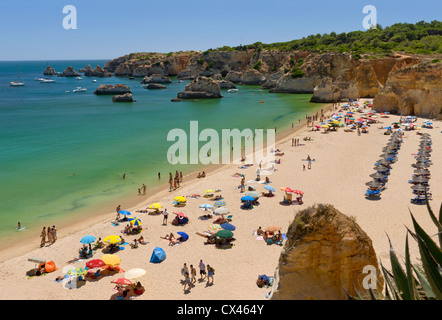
[293,190,304,195]
[86,259,105,269]
[174,212,188,218]
[111,278,133,286]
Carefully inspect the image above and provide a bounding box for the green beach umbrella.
[215,230,234,239]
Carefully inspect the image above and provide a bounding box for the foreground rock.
[145,83,167,89]
[59,66,80,77]
[43,66,57,76]
[217,80,236,89]
[141,74,172,84]
[373,61,442,119]
[177,76,222,99]
[270,204,383,300]
[94,84,132,95]
[112,93,135,102]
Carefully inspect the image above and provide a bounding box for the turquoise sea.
[0,60,323,248]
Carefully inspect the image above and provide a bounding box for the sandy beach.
[0,99,440,300]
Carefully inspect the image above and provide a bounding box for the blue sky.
[0,0,440,61]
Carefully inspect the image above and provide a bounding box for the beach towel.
[256,236,264,241]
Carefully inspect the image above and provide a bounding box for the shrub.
[291,67,304,78]
[253,60,262,70]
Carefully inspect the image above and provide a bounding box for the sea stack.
[112,93,135,102]
[43,66,57,76]
[141,74,172,84]
[94,84,132,95]
[59,66,81,77]
[177,76,222,99]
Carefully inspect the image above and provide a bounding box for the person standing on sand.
[138,188,141,196]
[17,222,21,230]
[123,173,126,179]
[183,271,191,292]
[190,265,196,286]
[162,208,168,225]
[180,171,183,182]
[199,260,206,280]
[169,177,173,192]
[52,225,57,242]
[207,265,214,285]
[40,227,46,247]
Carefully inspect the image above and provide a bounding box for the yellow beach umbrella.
[103,235,122,244]
[174,196,187,203]
[101,254,121,266]
[204,189,214,194]
[129,218,142,226]
[149,203,163,209]
[321,125,329,128]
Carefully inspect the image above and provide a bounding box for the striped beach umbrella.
[214,200,226,207]
[67,267,88,277]
[129,218,142,226]
[208,224,223,232]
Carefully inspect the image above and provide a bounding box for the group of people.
[196,171,206,178]
[292,138,301,147]
[181,260,214,292]
[137,183,147,196]
[161,232,186,246]
[40,226,57,247]
[169,171,184,191]
[123,223,142,235]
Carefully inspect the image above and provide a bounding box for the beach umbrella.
[67,267,88,277]
[293,190,304,195]
[241,196,255,202]
[199,204,213,210]
[174,212,188,218]
[177,231,189,241]
[245,191,261,198]
[129,218,142,226]
[215,230,234,239]
[413,176,429,183]
[204,189,215,194]
[376,159,393,165]
[370,172,387,179]
[118,210,132,216]
[265,225,281,233]
[148,203,163,210]
[208,224,223,232]
[86,259,105,269]
[149,247,166,263]
[366,181,383,187]
[80,235,96,244]
[373,165,389,171]
[264,185,275,192]
[111,278,133,286]
[174,196,187,203]
[214,207,230,215]
[414,163,431,168]
[414,169,430,175]
[411,185,429,191]
[220,223,236,231]
[124,268,146,280]
[103,235,122,244]
[214,200,226,207]
[28,257,46,264]
[101,254,121,266]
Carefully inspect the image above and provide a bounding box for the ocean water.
[0,60,323,244]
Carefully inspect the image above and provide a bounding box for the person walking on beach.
[122,173,126,180]
[183,271,191,292]
[182,263,189,280]
[52,225,57,242]
[207,265,214,285]
[162,208,168,225]
[40,227,46,247]
[199,260,206,280]
[180,171,183,182]
[138,188,141,196]
[190,264,196,286]
[17,222,21,231]
[169,177,173,192]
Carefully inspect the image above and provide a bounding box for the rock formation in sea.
[372,61,442,119]
[43,66,57,76]
[83,65,112,77]
[94,84,132,95]
[177,76,222,99]
[217,80,236,89]
[112,93,135,102]
[59,66,81,77]
[145,83,167,89]
[140,74,172,84]
[269,204,383,300]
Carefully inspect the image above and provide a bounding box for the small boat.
[10,81,25,87]
[73,87,87,93]
[75,77,83,80]
[228,88,239,92]
[34,77,45,81]
[178,80,183,83]
[40,78,56,83]
[92,79,97,83]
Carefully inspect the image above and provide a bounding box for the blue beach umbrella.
[241,196,255,202]
[80,235,96,244]
[264,185,275,192]
[150,247,166,263]
[177,232,189,241]
[220,223,236,231]
[199,204,213,210]
[118,210,132,216]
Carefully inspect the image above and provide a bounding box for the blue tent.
[150,247,166,263]
[177,232,189,241]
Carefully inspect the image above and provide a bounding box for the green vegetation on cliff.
[205,20,441,56]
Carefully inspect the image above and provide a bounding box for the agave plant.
[350,194,442,300]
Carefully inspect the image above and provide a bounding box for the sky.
[0,0,440,61]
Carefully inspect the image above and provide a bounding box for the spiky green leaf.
[387,233,413,299]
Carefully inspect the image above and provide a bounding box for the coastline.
[0,100,326,262]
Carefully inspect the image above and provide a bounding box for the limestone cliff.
[372,61,442,119]
[270,204,383,300]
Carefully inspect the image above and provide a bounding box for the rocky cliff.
[43,66,57,76]
[59,66,80,77]
[372,61,442,119]
[270,204,383,300]
[94,84,132,95]
[177,76,222,99]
